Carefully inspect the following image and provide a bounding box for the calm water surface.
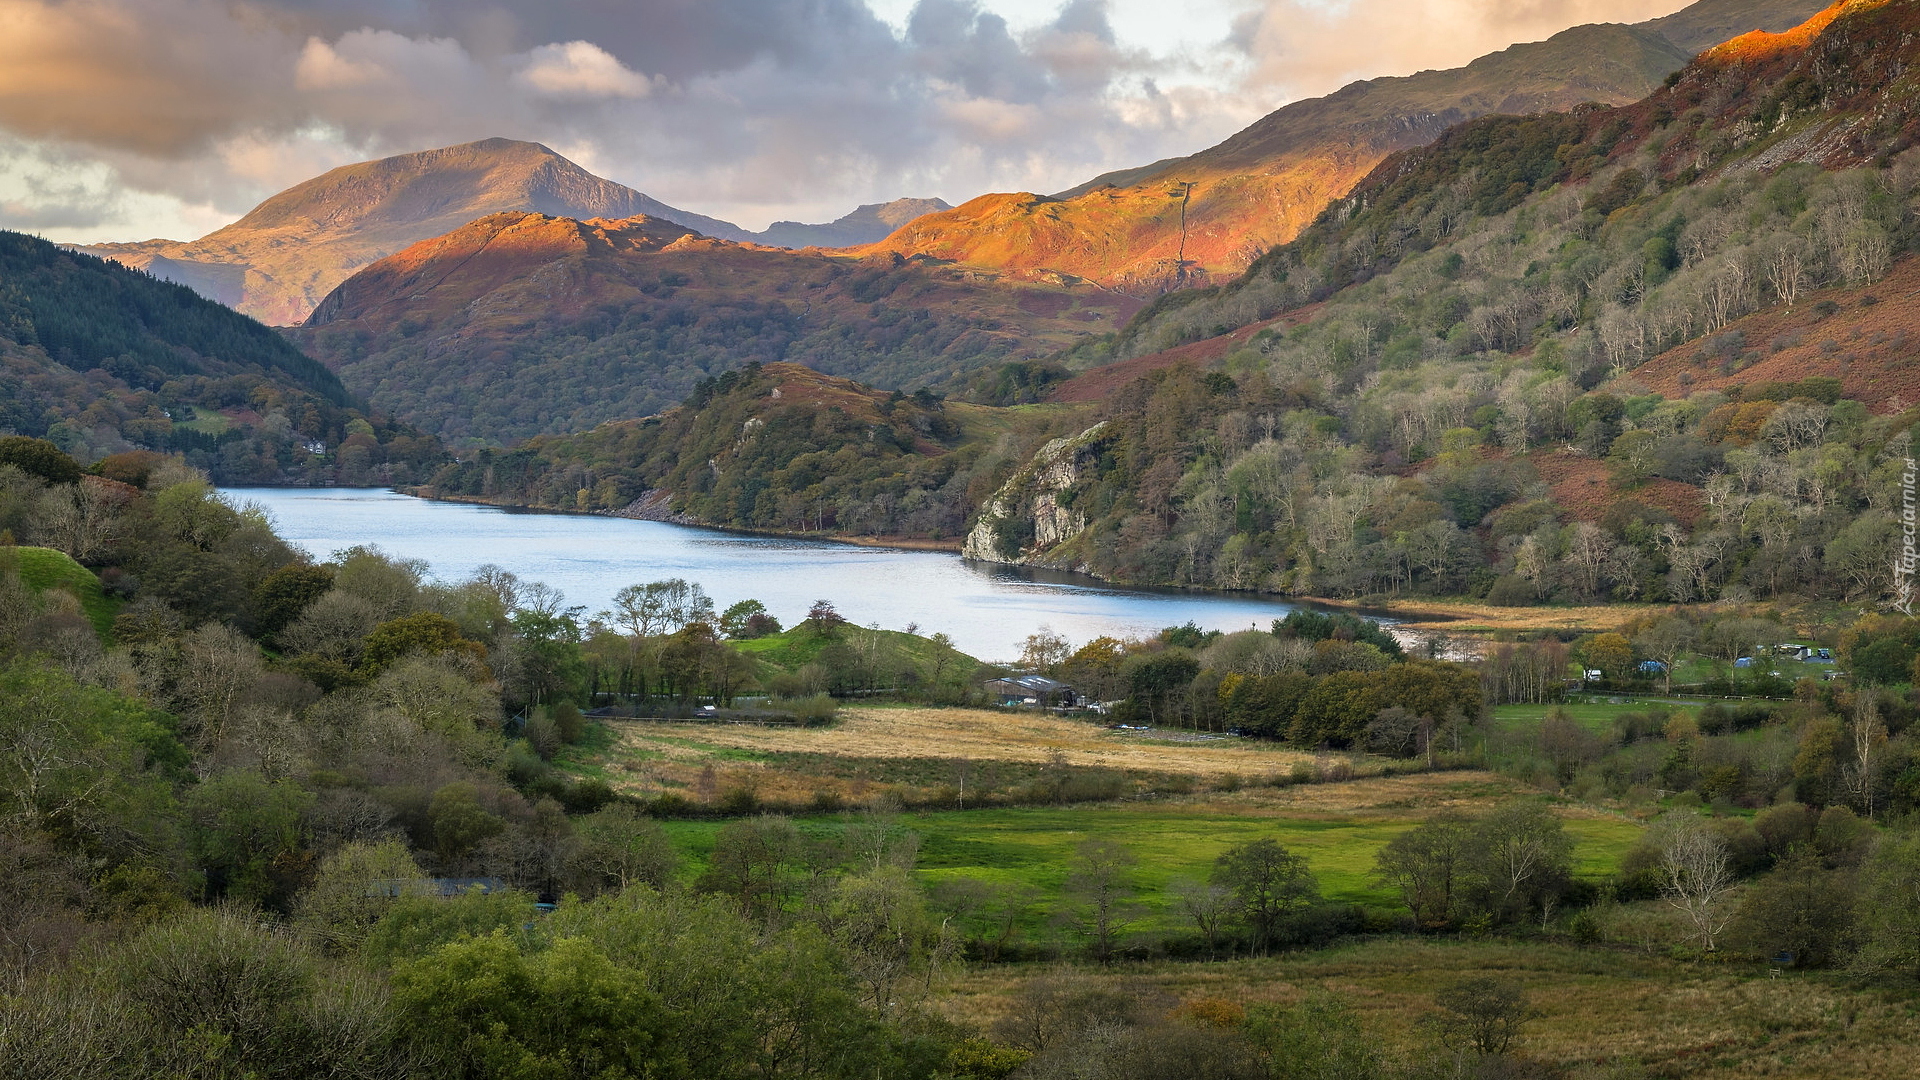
[226,488,1316,662]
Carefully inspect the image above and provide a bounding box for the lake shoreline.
[380,486,1633,633]
[224,487,1328,660]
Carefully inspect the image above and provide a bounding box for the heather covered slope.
[855,0,1822,294]
[291,212,1137,445]
[76,139,749,325]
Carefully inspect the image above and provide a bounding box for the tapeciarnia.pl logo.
[1897,456,1917,616]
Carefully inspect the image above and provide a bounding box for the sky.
[0,0,1692,244]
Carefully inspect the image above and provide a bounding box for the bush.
[770,693,837,725]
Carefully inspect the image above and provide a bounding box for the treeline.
[0,230,442,484]
[1033,612,1482,754]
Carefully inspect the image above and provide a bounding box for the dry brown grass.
[1308,595,1656,633]
[935,940,1920,1079]
[614,705,1308,775]
[602,705,1341,805]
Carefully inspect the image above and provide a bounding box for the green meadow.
[659,797,1642,932]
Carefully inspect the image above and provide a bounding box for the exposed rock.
[605,489,701,525]
[963,422,1108,564]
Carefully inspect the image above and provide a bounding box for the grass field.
[936,939,1920,1079]
[605,705,1318,804]
[11,545,117,638]
[655,773,1642,931]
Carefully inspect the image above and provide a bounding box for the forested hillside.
[962,0,1920,605]
[0,231,440,485]
[293,213,1137,447]
[423,361,1070,540]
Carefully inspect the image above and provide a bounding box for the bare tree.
[1762,235,1808,309]
[1065,838,1140,965]
[1654,812,1733,952]
[1846,694,1887,819]
[1167,877,1233,958]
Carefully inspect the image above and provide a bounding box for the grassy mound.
[11,545,117,639]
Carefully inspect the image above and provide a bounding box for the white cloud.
[518,41,657,99]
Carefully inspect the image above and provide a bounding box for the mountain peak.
[76,138,746,324]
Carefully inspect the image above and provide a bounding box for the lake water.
[225,488,1317,662]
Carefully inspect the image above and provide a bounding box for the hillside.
[75,139,749,325]
[417,360,1082,540]
[854,0,1822,295]
[0,230,438,484]
[885,0,1920,610]
[291,213,1137,445]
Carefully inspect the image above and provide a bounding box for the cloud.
[517,41,657,99]
[0,0,1691,242]
[1231,0,1684,96]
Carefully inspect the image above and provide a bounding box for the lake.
[225,488,1318,662]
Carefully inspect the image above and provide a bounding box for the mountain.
[854,0,1825,294]
[0,230,438,484]
[289,212,1139,444]
[748,198,952,248]
[76,139,751,325]
[947,0,1920,604]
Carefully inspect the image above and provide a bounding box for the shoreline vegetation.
[392,484,1645,633]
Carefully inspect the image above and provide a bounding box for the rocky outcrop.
[606,489,702,525]
[963,422,1108,565]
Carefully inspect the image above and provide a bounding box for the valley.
[10,1,1920,1079]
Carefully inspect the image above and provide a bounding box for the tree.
[805,598,847,636]
[111,908,410,1079]
[611,579,715,639]
[1473,800,1574,923]
[360,612,487,677]
[1426,977,1539,1057]
[696,814,809,923]
[1634,618,1694,694]
[825,866,949,1016]
[569,804,678,893]
[1653,811,1734,952]
[0,437,82,485]
[1018,627,1071,674]
[1213,838,1320,954]
[719,599,779,639]
[296,839,431,953]
[1065,837,1140,964]
[186,771,313,907]
[1373,811,1475,927]
[393,933,667,1080]
[1168,877,1234,957]
[1851,830,1920,978]
[1575,632,1634,682]
[1244,991,1381,1080]
[1726,854,1855,968]
[1845,694,1887,819]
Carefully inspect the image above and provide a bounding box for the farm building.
[984,674,1076,708]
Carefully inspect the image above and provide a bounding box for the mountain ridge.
[854,0,1825,294]
[75,139,948,325]
[290,210,1140,444]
